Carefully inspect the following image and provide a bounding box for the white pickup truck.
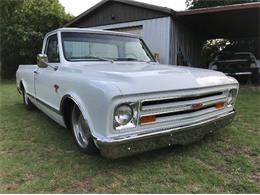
[16,28,239,158]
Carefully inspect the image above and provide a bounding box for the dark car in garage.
[209,52,260,84]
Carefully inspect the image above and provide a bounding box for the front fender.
[60,80,122,141]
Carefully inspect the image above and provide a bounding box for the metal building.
[64,0,260,67]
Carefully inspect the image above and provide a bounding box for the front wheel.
[71,105,98,154]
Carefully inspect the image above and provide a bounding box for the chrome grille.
[139,91,229,126]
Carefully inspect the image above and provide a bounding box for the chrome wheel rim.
[72,106,91,148]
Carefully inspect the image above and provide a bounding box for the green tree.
[0,0,73,79]
[202,39,230,64]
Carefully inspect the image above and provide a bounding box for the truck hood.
[69,62,237,95]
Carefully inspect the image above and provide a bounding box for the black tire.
[71,105,98,155]
[251,72,260,85]
[22,87,35,111]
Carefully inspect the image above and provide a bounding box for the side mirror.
[37,54,48,68]
[153,53,160,62]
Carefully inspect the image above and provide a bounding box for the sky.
[59,0,187,16]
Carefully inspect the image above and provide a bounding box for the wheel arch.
[60,95,75,129]
[19,80,24,90]
[18,79,29,94]
[17,80,25,95]
[60,94,95,136]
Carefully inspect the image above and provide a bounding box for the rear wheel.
[22,87,34,110]
[71,105,98,154]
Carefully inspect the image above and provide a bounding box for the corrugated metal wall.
[170,20,206,67]
[92,17,171,64]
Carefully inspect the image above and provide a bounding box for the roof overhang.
[176,2,260,39]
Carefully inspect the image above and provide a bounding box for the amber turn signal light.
[215,102,225,110]
[140,115,156,125]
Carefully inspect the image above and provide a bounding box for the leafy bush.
[0,0,73,79]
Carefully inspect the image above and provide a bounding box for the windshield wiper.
[114,58,152,63]
[88,56,114,63]
[114,57,138,61]
[70,56,114,63]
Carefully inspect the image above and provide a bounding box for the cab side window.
[45,34,60,63]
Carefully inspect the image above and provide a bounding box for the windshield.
[61,32,155,62]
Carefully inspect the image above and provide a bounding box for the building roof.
[177,2,260,16]
[64,0,260,39]
[64,0,175,27]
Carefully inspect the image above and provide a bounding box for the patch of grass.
[0,81,259,193]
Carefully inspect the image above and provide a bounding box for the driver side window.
[45,34,60,63]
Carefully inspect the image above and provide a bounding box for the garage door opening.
[203,37,260,85]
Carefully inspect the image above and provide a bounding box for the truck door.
[34,33,62,114]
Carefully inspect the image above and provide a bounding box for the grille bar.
[139,90,228,127]
[141,93,226,112]
[156,105,214,118]
[142,92,222,107]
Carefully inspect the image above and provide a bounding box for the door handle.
[34,70,38,74]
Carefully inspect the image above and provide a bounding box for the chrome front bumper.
[95,111,236,159]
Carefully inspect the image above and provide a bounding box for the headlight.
[114,104,133,126]
[250,63,256,68]
[227,89,238,106]
[114,103,138,130]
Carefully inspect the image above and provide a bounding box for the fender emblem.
[54,84,59,93]
[191,103,203,110]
